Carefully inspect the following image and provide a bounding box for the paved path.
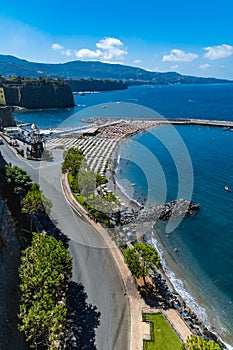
[165,309,192,342]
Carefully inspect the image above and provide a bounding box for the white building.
[4,127,26,139]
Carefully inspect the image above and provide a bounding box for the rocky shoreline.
[145,267,225,348]
[111,200,225,347]
[118,199,200,226]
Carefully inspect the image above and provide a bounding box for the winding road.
[0,142,130,350]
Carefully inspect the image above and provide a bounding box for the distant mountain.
[0,54,232,85]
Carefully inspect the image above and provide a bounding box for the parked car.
[12,140,19,147]
[0,138,3,145]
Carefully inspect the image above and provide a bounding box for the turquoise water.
[116,125,233,347]
[16,84,233,347]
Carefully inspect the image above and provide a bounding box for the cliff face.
[4,82,74,109]
[0,106,16,128]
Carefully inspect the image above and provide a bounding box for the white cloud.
[199,63,210,69]
[51,43,64,51]
[62,49,72,57]
[75,48,102,59]
[162,49,198,62]
[52,45,74,57]
[203,44,233,60]
[220,65,225,69]
[134,59,142,65]
[96,37,123,50]
[170,65,178,70]
[75,37,127,61]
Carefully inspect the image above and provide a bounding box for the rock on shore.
[119,199,199,225]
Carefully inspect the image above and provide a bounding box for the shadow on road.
[65,281,101,350]
[37,213,70,248]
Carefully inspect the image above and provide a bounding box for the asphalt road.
[0,142,130,350]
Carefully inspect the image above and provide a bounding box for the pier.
[83,117,233,129]
[160,118,233,128]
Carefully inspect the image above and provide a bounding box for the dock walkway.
[91,116,233,128]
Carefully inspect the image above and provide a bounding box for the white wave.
[117,153,121,165]
[115,180,142,207]
[223,342,233,350]
[148,237,208,319]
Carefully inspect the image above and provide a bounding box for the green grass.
[143,313,182,350]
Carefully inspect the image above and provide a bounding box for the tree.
[182,335,221,350]
[124,247,143,278]
[18,232,72,349]
[96,173,108,187]
[62,148,84,175]
[78,169,96,198]
[124,243,160,284]
[5,165,32,197]
[21,183,52,232]
[4,165,32,215]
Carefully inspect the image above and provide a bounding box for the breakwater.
[161,118,233,128]
[82,116,233,129]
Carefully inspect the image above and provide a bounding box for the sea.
[15,83,233,348]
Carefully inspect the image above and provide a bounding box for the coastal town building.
[4,127,25,139]
[0,88,6,106]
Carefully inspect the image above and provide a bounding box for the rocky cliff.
[119,199,200,226]
[3,80,74,109]
[0,106,16,129]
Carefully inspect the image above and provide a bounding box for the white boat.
[225,186,231,192]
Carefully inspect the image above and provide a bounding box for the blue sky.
[0,0,233,78]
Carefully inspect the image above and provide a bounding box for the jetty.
[159,118,233,128]
[81,116,233,129]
